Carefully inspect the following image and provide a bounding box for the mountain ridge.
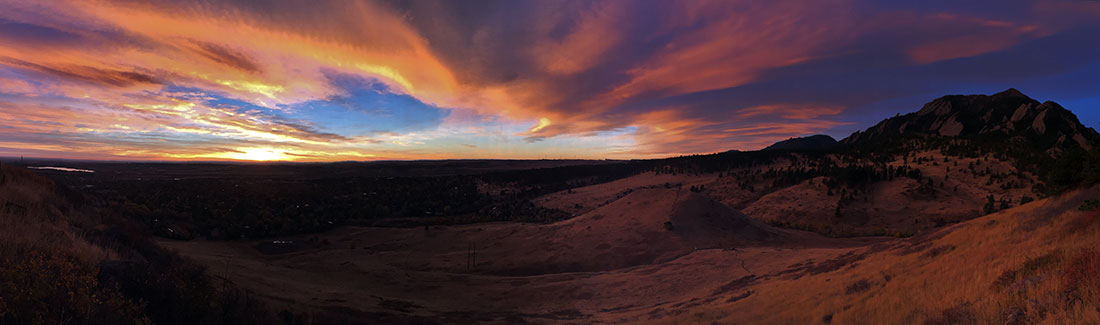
[763,134,839,151]
[841,88,1098,151]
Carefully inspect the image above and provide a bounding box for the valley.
[159,173,1100,323]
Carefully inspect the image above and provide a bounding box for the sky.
[0,0,1098,162]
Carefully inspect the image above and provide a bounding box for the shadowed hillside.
[0,164,287,324]
[631,89,1100,237]
[764,134,839,151]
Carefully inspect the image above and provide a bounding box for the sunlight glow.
[217,80,286,99]
[529,118,552,133]
[232,148,289,161]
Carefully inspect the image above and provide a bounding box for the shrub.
[924,303,976,325]
[922,245,956,258]
[0,244,146,324]
[1079,200,1100,211]
[984,195,997,214]
[845,279,872,295]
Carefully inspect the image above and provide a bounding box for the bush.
[1048,137,1100,193]
[1079,200,1100,211]
[0,244,146,324]
[984,195,997,215]
[845,279,872,295]
[924,303,976,325]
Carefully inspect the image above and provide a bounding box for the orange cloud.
[623,105,851,155]
[907,12,1048,64]
[530,1,627,76]
[0,0,1092,161]
[586,1,856,112]
[0,0,461,109]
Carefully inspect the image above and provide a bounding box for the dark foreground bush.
[0,243,146,324]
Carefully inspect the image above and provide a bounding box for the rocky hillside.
[843,88,1098,151]
[637,89,1099,237]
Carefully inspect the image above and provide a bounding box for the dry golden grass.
[0,165,115,263]
[156,170,1100,323]
[533,171,716,216]
[673,185,1100,324]
[0,165,149,323]
[160,186,878,322]
[137,156,1100,323]
[742,150,1040,237]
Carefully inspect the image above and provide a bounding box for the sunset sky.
[1,0,1099,161]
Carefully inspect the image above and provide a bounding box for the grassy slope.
[0,165,280,324]
[158,186,875,322]
[676,185,1100,324]
[537,150,1038,238]
[155,165,1100,323]
[742,151,1037,237]
[0,165,145,323]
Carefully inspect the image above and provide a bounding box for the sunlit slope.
[676,185,1100,324]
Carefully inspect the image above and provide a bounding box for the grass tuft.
[845,279,872,295]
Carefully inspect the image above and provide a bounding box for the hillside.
[738,149,1040,236]
[158,185,877,322]
[618,89,1099,237]
[671,185,1100,324]
[0,164,279,324]
[764,135,839,151]
[160,176,1100,323]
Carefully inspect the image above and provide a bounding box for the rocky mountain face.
[763,134,838,151]
[708,89,1100,237]
[842,89,1099,151]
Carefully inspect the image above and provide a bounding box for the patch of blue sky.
[420,125,639,159]
[946,61,1100,129]
[289,73,450,137]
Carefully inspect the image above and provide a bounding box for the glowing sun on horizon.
[233,148,289,161]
